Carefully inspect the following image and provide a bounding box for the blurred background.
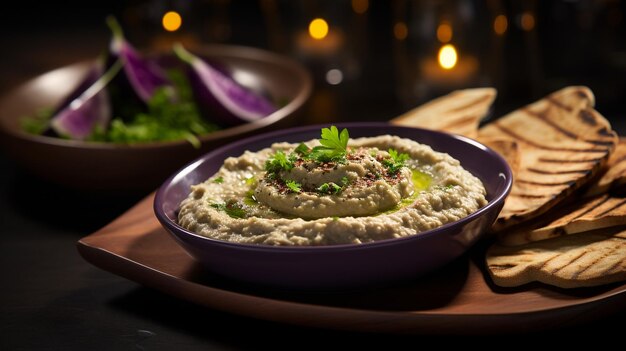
[1,0,625,127]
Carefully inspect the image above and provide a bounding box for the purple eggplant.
[53,63,104,116]
[49,60,123,140]
[107,16,174,103]
[173,44,276,126]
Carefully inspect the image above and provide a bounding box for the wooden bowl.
[0,45,311,191]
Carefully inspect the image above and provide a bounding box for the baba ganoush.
[178,126,487,246]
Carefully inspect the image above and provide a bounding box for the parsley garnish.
[210,200,247,219]
[285,179,302,193]
[21,108,53,135]
[213,176,224,184]
[383,148,409,174]
[316,175,349,195]
[310,126,349,163]
[264,126,350,177]
[294,143,312,157]
[92,70,219,147]
[341,176,349,186]
[245,176,257,186]
[264,126,352,191]
[265,150,296,174]
[317,182,342,195]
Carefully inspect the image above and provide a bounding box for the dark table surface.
[2,2,626,349]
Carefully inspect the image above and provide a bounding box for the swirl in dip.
[178,127,487,246]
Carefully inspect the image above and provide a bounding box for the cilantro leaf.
[213,176,224,184]
[285,179,302,193]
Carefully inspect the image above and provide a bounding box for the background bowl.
[0,45,311,191]
[154,123,512,290]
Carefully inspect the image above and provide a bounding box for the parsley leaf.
[245,176,257,186]
[383,148,409,174]
[213,176,224,184]
[294,143,311,157]
[341,176,349,186]
[317,182,342,195]
[316,176,349,195]
[210,200,247,219]
[285,179,302,193]
[320,125,349,150]
[265,150,295,174]
[310,126,349,163]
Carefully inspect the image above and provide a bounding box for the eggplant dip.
[178,126,487,246]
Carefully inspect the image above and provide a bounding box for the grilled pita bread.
[477,137,521,176]
[390,88,496,139]
[498,194,626,246]
[486,227,626,288]
[585,137,626,197]
[478,86,617,231]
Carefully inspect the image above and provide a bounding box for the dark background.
[1,1,626,349]
[1,1,624,124]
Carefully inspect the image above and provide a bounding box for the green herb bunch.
[264,126,352,195]
[265,125,350,175]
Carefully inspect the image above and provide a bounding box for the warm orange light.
[520,12,535,31]
[437,22,453,43]
[438,44,457,70]
[494,14,508,35]
[351,0,369,14]
[394,22,408,40]
[162,11,182,32]
[309,18,329,40]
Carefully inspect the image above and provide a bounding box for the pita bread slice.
[486,227,626,288]
[479,86,617,231]
[499,194,626,246]
[390,88,496,139]
[585,137,626,197]
[477,137,521,176]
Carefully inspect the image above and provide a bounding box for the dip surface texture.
[178,135,487,246]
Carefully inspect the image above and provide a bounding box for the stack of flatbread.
[391,86,626,288]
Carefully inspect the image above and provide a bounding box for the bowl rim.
[154,122,513,252]
[0,44,312,150]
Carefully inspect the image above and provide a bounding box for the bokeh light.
[437,22,453,43]
[309,18,329,40]
[394,22,408,40]
[438,44,457,70]
[494,14,508,35]
[520,12,535,31]
[162,11,182,32]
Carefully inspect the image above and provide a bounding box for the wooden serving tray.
[77,193,626,334]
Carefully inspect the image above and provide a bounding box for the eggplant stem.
[106,16,124,38]
[173,43,195,64]
[80,59,123,102]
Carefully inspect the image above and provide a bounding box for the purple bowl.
[154,123,512,290]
